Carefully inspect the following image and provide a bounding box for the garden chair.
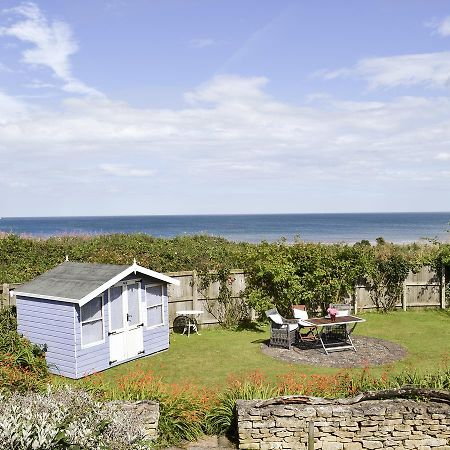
[292,304,318,344]
[265,308,298,350]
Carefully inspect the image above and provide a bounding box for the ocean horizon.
[0,212,449,244]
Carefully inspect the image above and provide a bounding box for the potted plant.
[327,306,338,322]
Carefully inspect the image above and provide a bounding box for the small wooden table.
[303,315,365,355]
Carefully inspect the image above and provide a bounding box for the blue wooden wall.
[16,296,76,378]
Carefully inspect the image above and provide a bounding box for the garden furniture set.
[265,304,365,354]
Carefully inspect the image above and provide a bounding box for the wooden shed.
[14,261,180,379]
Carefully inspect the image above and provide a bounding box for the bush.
[0,386,149,449]
[0,308,49,393]
[87,367,214,447]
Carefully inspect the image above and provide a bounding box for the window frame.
[145,283,165,330]
[80,294,105,349]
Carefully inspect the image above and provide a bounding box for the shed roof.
[15,261,179,306]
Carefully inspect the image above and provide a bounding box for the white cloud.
[0,2,101,96]
[189,38,216,49]
[320,52,450,89]
[0,75,449,184]
[0,62,13,72]
[427,16,450,37]
[99,164,156,177]
[435,152,450,161]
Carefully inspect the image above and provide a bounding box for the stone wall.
[237,397,450,450]
[109,400,159,441]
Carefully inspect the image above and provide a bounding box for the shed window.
[145,285,163,328]
[81,296,104,346]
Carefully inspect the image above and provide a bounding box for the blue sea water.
[0,213,449,244]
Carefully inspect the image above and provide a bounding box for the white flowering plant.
[0,386,150,449]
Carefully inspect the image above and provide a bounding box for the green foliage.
[1,233,449,317]
[362,243,418,312]
[0,308,49,393]
[244,241,365,316]
[197,268,250,329]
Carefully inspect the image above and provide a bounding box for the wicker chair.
[265,308,299,349]
[292,304,318,344]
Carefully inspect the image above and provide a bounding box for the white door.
[125,282,144,358]
[109,282,144,365]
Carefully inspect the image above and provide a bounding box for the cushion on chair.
[336,310,350,317]
[293,309,308,320]
[267,313,283,325]
[287,323,298,331]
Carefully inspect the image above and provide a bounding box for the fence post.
[308,420,314,450]
[1,283,9,309]
[402,280,407,311]
[192,270,201,323]
[353,290,358,314]
[441,270,446,309]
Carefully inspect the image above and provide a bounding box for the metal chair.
[292,304,318,344]
[265,308,298,349]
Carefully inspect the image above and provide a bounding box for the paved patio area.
[261,335,406,367]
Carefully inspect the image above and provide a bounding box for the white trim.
[145,284,165,330]
[14,291,78,304]
[80,294,105,349]
[79,263,179,307]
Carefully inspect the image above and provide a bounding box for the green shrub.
[0,308,49,393]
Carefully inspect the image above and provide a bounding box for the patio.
[261,335,407,368]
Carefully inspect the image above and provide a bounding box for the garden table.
[175,310,203,337]
[303,315,365,355]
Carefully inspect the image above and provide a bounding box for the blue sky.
[0,0,449,216]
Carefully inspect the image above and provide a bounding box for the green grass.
[92,310,450,390]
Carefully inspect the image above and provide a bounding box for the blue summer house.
[14,261,180,378]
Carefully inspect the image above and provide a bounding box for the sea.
[0,212,449,244]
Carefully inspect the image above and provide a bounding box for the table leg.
[318,330,329,355]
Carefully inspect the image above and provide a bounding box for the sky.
[0,0,450,217]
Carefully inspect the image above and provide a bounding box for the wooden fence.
[0,267,447,327]
[353,266,447,312]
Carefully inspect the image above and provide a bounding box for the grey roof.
[17,261,129,301]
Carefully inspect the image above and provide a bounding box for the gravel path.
[261,335,407,367]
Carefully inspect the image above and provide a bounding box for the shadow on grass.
[234,320,267,332]
[251,338,269,345]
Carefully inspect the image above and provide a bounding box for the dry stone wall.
[237,397,450,450]
[109,400,159,441]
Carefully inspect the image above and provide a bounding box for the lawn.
[95,309,450,390]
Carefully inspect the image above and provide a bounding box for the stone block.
[240,444,260,450]
[275,418,298,428]
[260,442,283,450]
[322,442,344,450]
[421,438,448,447]
[394,424,412,432]
[361,441,383,449]
[343,444,363,450]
